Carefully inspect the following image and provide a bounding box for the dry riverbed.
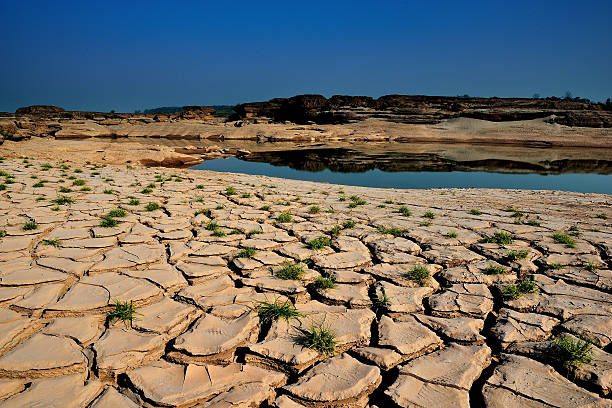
[0,157,610,407]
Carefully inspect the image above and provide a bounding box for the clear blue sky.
[1,0,611,112]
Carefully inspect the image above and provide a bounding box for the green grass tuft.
[107,300,140,327]
[398,206,412,216]
[502,278,539,300]
[237,246,256,259]
[277,212,292,223]
[403,265,430,286]
[423,211,435,219]
[145,203,160,212]
[552,233,576,248]
[307,236,331,250]
[484,264,507,275]
[313,276,336,290]
[42,238,60,247]
[470,209,482,215]
[343,220,355,229]
[506,249,529,261]
[276,262,305,280]
[100,216,118,228]
[22,221,38,231]
[255,298,302,325]
[107,208,127,218]
[551,335,593,376]
[294,323,336,355]
[482,231,513,246]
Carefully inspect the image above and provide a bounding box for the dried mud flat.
[0,157,610,407]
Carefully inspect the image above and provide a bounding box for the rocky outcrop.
[234,94,612,127]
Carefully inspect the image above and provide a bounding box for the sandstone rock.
[421,245,484,267]
[170,312,258,364]
[89,387,139,408]
[0,374,103,408]
[378,315,443,357]
[374,281,434,315]
[283,353,381,408]
[93,327,165,381]
[43,315,104,345]
[413,314,486,343]
[386,343,491,408]
[490,308,560,348]
[0,333,86,378]
[198,382,275,408]
[482,354,608,407]
[132,296,201,337]
[428,283,494,318]
[127,360,286,407]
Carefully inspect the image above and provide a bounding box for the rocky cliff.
[233,94,612,127]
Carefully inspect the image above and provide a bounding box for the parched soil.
[0,158,610,407]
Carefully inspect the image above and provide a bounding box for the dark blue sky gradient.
[1,0,611,112]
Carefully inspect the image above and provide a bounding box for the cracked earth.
[0,157,610,407]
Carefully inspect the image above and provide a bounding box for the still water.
[192,155,612,194]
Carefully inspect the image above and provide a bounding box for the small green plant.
[485,264,507,275]
[215,205,225,210]
[42,238,60,247]
[128,198,140,206]
[343,220,355,229]
[72,179,85,186]
[205,221,219,230]
[526,219,541,226]
[107,300,140,327]
[140,187,153,194]
[145,203,160,212]
[594,213,607,220]
[103,189,114,195]
[247,229,263,237]
[548,263,565,270]
[550,335,593,376]
[276,262,305,280]
[241,192,251,198]
[59,187,72,193]
[583,262,598,272]
[196,184,205,189]
[32,181,45,188]
[229,229,242,235]
[22,221,38,231]
[502,278,539,300]
[100,216,118,228]
[195,209,211,217]
[307,236,331,250]
[74,169,83,173]
[506,249,529,261]
[373,293,392,314]
[339,196,346,202]
[377,226,407,237]
[35,196,46,201]
[107,208,127,218]
[470,209,482,215]
[330,225,342,237]
[423,211,435,219]
[255,298,302,325]
[552,233,576,248]
[349,196,366,206]
[237,246,256,259]
[295,323,336,355]
[309,205,320,214]
[384,199,393,204]
[80,186,91,191]
[399,206,412,216]
[0,229,6,238]
[482,231,513,246]
[225,187,237,195]
[212,229,226,237]
[260,205,271,211]
[403,265,430,286]
[420,220,432,227]
[314,275,336,290]
[277,212,292,223]
[446,231,458,238]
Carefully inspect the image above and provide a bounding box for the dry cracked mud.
[0,157,610,407]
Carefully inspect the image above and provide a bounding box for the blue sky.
[1,0,611,112]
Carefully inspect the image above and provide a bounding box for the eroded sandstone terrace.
[0,157,610,407]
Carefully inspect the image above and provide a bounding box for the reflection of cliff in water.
[242,148,612,175]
